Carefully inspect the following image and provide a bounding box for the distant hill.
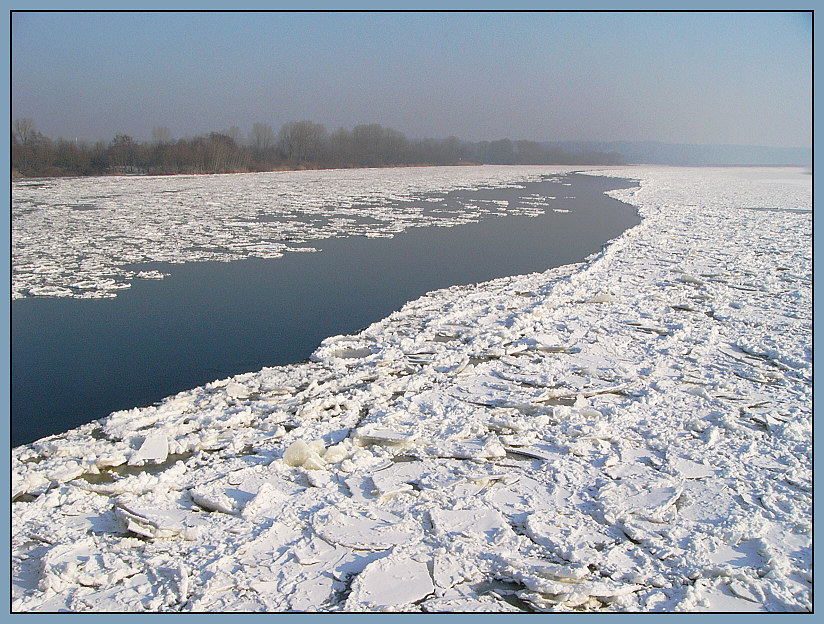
[543,141,811,167]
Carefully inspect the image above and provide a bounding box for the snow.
[11,165,811,612]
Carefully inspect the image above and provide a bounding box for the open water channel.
[12,173,639,446]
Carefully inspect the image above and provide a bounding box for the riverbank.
[11,166,811,612]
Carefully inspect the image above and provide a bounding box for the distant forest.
[11,118,625,178]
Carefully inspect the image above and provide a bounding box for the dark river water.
[11,172,639,447]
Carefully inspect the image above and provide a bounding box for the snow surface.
[11,166,811,612]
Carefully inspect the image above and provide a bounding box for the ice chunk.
[282,439,326,469]
[189,487,238,514]
[727,580,764,603]
[345,555,434,610]
[517,578,642,610]
[677,481,740,525]
[532,562,590,583]
[370,472,414,498]
[225,382,249,399]
[430,508,512,541]
[599,477,684,523]
[525,510,616,562]
[585,292,617,304]
[127,434,169,466]
[241,482,286,518]
[353,427,417,447]
[678,274,706,286]
[670,457,716,479]
[425,436,506,460]
[311,507,421,551]
[323,440,353,464]
[431,553,470,590]
[114,501,201,540]
[39,538,141,593]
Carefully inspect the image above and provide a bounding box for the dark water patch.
[12,173,639,447]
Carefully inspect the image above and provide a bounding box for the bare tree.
[250,123,275,153]
[442,136,461,163]
[384,127,412,164]
[481,138,515,164]
[11,116,627,178]
[203,132,248,173]
[278,120,327,164]
[328,127,354,167]
[151,126,171,145]
[226,126,241,144]
[13,118,35,145]
[352,124,385,166]
[108,134,138,171]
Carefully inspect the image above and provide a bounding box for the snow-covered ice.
[11,165,811,612]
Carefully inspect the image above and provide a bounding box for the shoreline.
[11,160,810,184]
[10,160,491,182]
[12,166,811,612]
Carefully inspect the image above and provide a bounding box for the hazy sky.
[11,11,812,147]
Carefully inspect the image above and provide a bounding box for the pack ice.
[12,166,811,612]
[11,165,559,301]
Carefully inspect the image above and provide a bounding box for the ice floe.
[11,165,811,612]
[12,165,572,300]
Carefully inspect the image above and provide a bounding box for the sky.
[10,11,813,148]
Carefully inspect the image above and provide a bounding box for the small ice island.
[12,166,811,612]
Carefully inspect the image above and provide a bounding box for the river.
[11,172,638,446]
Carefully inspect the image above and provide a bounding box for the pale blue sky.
[11,11,813,147]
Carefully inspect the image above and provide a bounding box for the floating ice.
[311,507,421,551]
[12,165,571,300]
[127,434,169,466]
[345,553,435,611]
[282,439,326,469]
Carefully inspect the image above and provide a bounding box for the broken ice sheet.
[311,506,421,551]
[668,456,717,479]
[353,427,418,448]
[429,507,514,541]
[127,434,169,466]
[494,553,642,611]
[345,552,435,611]
[423,436,506,460]
[38,537,142,593]
[598,474,684,523]
[369,461,427,499]
[187,466,303,518]
[525,509,618,564]
[114,498,204,540]
[422,594,523,613]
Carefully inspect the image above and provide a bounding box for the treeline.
[11,118,625,178]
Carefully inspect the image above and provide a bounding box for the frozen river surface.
[13,169,637,446]
[11,166,811,613]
